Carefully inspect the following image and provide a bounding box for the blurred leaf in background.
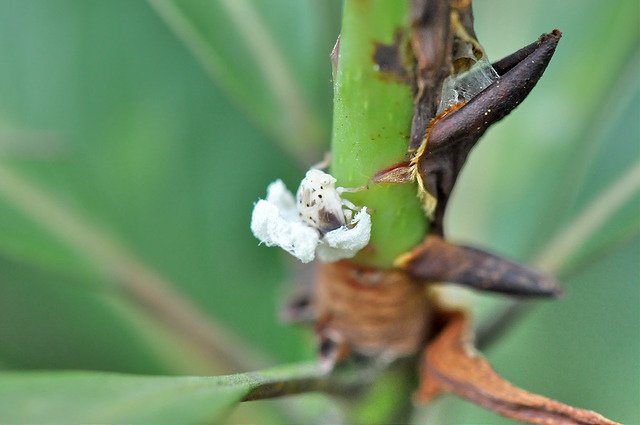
[0,0,339,375]
[0,0,637,424]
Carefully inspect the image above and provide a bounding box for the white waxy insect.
[296,169,361,234]
[250,161,370,263]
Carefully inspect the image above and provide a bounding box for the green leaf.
[0,373,243,423]
[0,0,316,368]
[148,0,339,164]
[0,257,169,374]
[0,362,323,423]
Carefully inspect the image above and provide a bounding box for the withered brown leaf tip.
[418,312,620,425]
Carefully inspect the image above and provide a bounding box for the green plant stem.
[350,359,417,424]
[331,0,428,268]
[242,362,373,401]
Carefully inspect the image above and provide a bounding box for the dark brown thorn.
[398,234,563,297]
[492,29,562,76]
[414,30,562,233]
[427,29,562,154]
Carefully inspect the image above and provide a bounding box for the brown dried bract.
[313,260,432,364]
[417,312,621,425]
[408,0,453,152]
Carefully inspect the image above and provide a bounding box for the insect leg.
[336,185,367,195]
[340,198,362,212]
[310,151,332,170]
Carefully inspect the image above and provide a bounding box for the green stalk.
[331,0,427,268]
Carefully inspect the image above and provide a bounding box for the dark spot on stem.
[373,29,411,84]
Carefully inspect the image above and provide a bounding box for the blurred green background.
[0,1,637,424]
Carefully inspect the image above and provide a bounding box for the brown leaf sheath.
[408,0,453,152]
[313,261,432,363]
[452,0,478,41]
[417,312,621,425]
[398,234,563,297]
[417,30,561,234]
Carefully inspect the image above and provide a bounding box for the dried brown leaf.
[417,312,620,425]
[313,261,432,362]
[408,0,453,152]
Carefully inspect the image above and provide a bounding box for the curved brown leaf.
[417,312,620,425]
